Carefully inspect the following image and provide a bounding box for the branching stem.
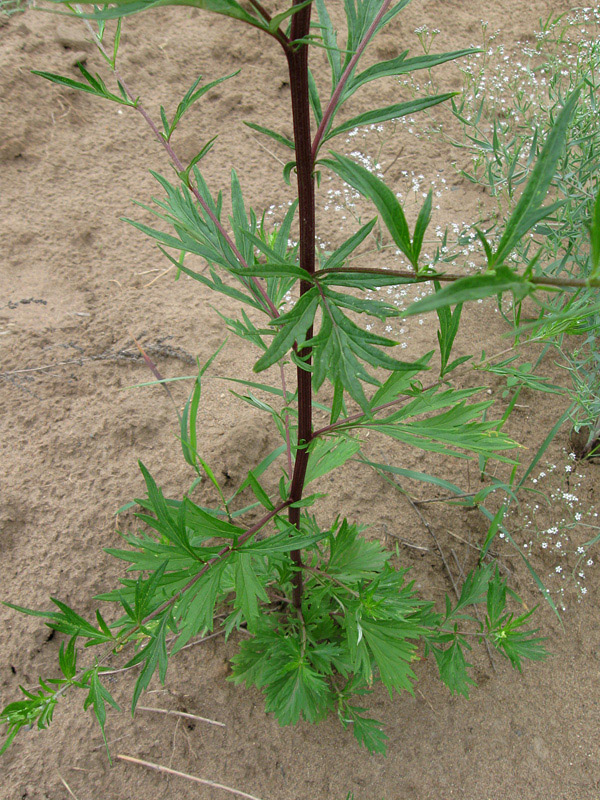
[311,0,393,161]
[81,16,280,319]
[316,265,600,290]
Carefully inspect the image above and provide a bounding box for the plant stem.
[285,0,315,609]
[279,363,293,478]
[81,16,280,319]
[247,0,290,47]
[316,265,600,289]
[311,0,393,161]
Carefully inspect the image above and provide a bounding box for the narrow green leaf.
[325,93,457,142]
[588,189,600,276]
[307,68,323,124]
[31,69,134,106]
[412,190,432,263]
[321,218,377,270]
[243,121,295,150]
[171,71,239,136]
[304,437,361,485]
[246,471,275,510]
[322,152,413,263]
[178,136,218,183]
[68,0,270,29]
[268,0,312,33]
[403,267,534,317]
[359,457,466,499]
[314,0,342,88]
[283,160,297,185]
[254,289,319,372]
[159,105,170,138]
[480,504,506,560]
[344,49,478,101]
[491,88,581,267]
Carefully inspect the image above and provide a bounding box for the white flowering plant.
[2,0,598,758]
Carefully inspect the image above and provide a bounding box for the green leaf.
[32,67,135,106]
[451,564,493,617]
[480,505,506,560]
[324,93,458,144]
[246,471,275,510]
[232,553,269,624]
[84,670,121,760]
[403,267,534,317]
[343,49,478,101]
[314,0,342,88]
[230,619,337,725]
[341,704,388,755]
[433,641,475,697]
[168,70,239,139]
[359,457,467,500]
[589,189,600,277]
[412,190,432,264]
[178,136,218,183]
[127,613,170,712]
[133,561,169,622]
[268,0,312,34]
[367,397,518,462]
[304,437,361,485]
[434,279,463,377]
[172,562,226,651]
[310,293,419,412]
[360,618,420,695]
[321,218,377,270]
[491,88,581,267]
[181,374,201,468]
[494,621,548,671]
[283,160,297,185]
[63,0,270,28]
[184,497,245,540]
[307,67,323,124]
[58,637,77,680]
[240,527,322,554]
[243,121,295,150]
[322,152,413,263]
[327,520,389,581]
[254,288,319,372]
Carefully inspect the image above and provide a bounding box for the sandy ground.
[2,1,600,798]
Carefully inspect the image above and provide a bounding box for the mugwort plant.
[2,0,599,757]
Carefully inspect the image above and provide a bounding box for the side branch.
[136,499,292,632]
[311,0,393,160]
[81,18,280,320]
[316,265,600,290]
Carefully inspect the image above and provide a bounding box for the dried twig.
[137,706,225,728]
[405,494,459,599]
[382,524,429,552]
[117,754,265,800]
[57,774,80,800]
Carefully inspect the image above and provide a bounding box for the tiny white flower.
[556,566,563,573]
[587,559,594,566]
